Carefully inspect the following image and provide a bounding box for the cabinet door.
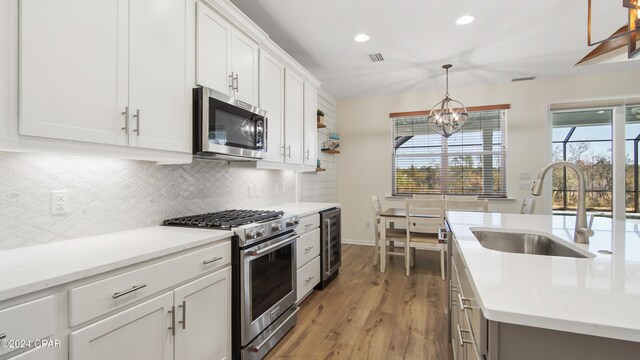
[283,70,304,165]
[6,347,53,360]
[303,83,318,166]
[19,0,128,145]
[174,267,231,360]
[128,0,190,153]
[196,2,232,95]
[69,292,173,360]
[230,29,259,105]
[259,50,284,163]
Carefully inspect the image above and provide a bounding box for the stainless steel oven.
[239,231,298,359]
[193,87,267,161]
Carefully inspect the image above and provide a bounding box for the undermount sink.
[472,229,592,258]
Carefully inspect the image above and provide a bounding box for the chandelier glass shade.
[427,64,469,138]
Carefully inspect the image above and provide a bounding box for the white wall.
[299,87,338,202]
[337,69,640,243]
[0,152,296,250]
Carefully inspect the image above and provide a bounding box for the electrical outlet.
[51,190,69,215]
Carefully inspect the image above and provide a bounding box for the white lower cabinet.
[69,292,174,360]
[174,267,231,360]
[295,214,321,303]
[0,296,54,358]
[70,265,232,360]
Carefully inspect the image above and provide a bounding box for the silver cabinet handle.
[287,145,291,158]
[0,333,6,340]
[305,276,314,284]
[326,219,331,275]
[456,324,474,347]
[229,72,234,90]
[248,307,299,353]
[121,106,129,134]
[168,305,176,336]
[305,149,310,160]
[280,145,285,157]
[178,300,186,330]
[203,256,223,265]
[234,74,239,92]
[304,223,313,228]
[458,292,473,311]
[112,283,147,299]
[133,109,141,136]
[304,246,313,252]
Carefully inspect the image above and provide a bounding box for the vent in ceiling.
[369,53,384,62]
[511,76,536,82]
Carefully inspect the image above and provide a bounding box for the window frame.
[391,109,508,198]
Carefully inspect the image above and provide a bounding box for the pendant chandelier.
[427,64,469,138]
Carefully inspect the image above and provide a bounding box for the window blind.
[391,110,507,197]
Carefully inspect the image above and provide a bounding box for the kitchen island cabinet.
[447,212,640,359]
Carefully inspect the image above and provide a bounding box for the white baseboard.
[341,238,374,246]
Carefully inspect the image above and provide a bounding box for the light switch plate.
[519,182,531,191]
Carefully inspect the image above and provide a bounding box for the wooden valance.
[389,103,511,118]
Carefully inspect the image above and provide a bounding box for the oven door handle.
[247,234,299,257]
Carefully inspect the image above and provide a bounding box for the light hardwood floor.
[265,244,452,360]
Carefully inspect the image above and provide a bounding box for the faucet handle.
[576,227,594,238]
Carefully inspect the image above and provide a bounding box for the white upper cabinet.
[259,50,285,163]
[196,1,258,105]
[18,0,191,153]
[284,70,304,165]
[128,0,191,152]
[230,30,259,105]
[196,3,232,95]
[19,0,127,146]
[303,83,318,167]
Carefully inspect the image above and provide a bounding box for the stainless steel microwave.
[193,87,267,161]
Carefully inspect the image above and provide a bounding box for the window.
[391,110,507,197]
[551,109,613,212]
[551,106,640,214]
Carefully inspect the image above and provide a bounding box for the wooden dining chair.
[445,199,489,212]
[371,195,405,267]
[404,198,446,279]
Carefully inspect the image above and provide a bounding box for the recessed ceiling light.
[456,15,475,25]
[354,33,370,42]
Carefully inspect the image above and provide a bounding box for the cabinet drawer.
[6,347,54,360]
[298,214,320,234]
[296,256,320,303]
[296,228,320,269]
[69,240,231,326]
[0,296,54,357]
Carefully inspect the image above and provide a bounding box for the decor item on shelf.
[427,64,469,138]
[322,133,340,150]
[317,109,325,126]
[578,0,639,64]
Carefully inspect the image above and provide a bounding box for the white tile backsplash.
[0,152,296,250]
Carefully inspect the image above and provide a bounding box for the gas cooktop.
[163,209,284,229]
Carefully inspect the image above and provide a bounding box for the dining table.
[378,207,440,272]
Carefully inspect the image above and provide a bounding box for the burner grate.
[163,209,284,228]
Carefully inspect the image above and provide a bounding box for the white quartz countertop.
[447,211,640,342]
[264,202,340,218]
[0,226,233,302]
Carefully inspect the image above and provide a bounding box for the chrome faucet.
[531,161,594,244]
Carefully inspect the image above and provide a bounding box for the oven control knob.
[256,229,265,237]
[271,223,282,232]
[247,230,257,239]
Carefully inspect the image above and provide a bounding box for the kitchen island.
[447,211,640,359]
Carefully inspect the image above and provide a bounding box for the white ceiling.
[229,0,639,99]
